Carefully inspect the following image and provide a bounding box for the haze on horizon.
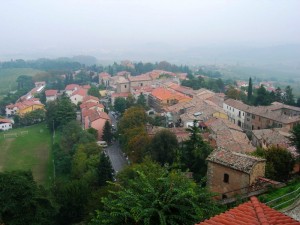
[1,0,300,63]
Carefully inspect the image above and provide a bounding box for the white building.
[45,90,58,102]
[0,119,13,131]
[70,88,88,105]
[223,99,248,128]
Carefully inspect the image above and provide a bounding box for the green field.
[0,123,53,186]
[0,68,45,95]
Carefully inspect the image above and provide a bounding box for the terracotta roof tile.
[196,197,300,225]
[45,89,58,96]
[71,88,88,97]
[207,148,265,174]
[65,84,80,90]
[0,119,12,124]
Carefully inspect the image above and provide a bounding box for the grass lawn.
[0,123,53,186]
[259,178,300,209]
[0,68,45,95]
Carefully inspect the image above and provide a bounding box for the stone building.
[206,148,266,199]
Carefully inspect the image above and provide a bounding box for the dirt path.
[0,138,14,172]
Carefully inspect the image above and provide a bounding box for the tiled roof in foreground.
[196,196,300,225]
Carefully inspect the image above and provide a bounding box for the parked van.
[97,141,108,148]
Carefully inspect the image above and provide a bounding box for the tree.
[182,120,212,181]
[247,77,253,102]
[0,171,56,225]
[252,146,295,181]
[16,75,34,90]
[137,93,147,108]
[225,86,246,101]
[290,124,300,155]
[274,87,282,102]
[90,160,222,225]
[97,152,114,186]
[102,121,113,143]
[126,94,136,108]
[87,127,98,140]
[60,120,83,153]
[149,129,179,165]
[45,95,76,132]
[296,97,300,107]
[284,85,295,106]
[127,132,150,163]
[254,85,271,106]
[114,97,127,114]
[54,179,89,225]
[88,85,100,98]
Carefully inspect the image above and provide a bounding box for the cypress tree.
[247,77,253,102]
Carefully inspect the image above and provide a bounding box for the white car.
[97,141,108,148]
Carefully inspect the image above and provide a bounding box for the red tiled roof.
[0,119,12,124]
[80,102,104,110]
[82,95,99,103]
[71,88,88,97]
[151,87,192,101]
[82,84,91,89]
[45,90,58,96]
[111,92,130,98]
[65,84,80,90]
[99,72,111,78]
[196,196,300,225]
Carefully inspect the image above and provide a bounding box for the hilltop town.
[0,60,300,225]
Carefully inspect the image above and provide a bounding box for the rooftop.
[196,196,300,225]
[207,148,265,174]
[45,89,58,96]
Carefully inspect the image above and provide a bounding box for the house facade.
[45,90,58,102]
[0,119,13,131]
[223,98,247,128]
[6,99,44,117]
[206,148,265,199]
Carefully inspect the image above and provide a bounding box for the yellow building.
[6,99,44,117]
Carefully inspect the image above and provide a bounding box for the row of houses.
[223,99,300,131]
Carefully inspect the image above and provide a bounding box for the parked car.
[97,141,108,148]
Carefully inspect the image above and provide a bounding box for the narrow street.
[106,111,127,172]
[106,141,127,172]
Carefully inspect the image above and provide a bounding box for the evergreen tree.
[274,87,282,102]
[182,120,212,181]
[247,77,253,102]
[97,153,114,186]
[284,85,295,106]
[0,171,56,225]
[137,93,147,108]
[102,121,113,143]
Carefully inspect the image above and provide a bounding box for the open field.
[0,68,45,95]
[0,123,53,186]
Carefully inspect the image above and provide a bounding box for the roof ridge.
[250,197,269,225]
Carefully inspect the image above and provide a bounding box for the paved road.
[106,141,127,172]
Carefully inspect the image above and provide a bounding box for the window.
[243,112,244,116]
[223,173,229,183]
[140,83,143,86]
[124,85,127,88]
[252,115,255,119]
[247,113,250,116]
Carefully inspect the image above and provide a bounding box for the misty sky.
[1,0,300,58]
